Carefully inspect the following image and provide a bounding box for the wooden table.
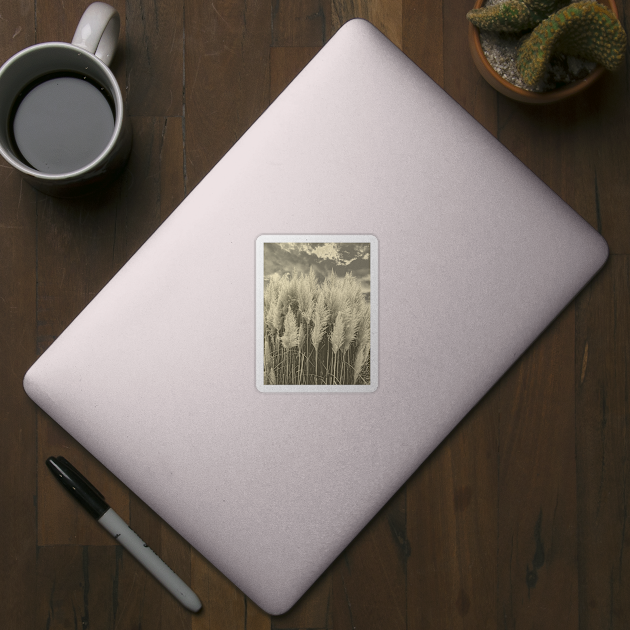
[2,0,628,628]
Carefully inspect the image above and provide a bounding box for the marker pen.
[46,456,202,613]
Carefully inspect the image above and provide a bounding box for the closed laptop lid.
[24,19,607,614]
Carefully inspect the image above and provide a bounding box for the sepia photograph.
[259,237,376,389]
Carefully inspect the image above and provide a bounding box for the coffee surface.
[12,75,115,174]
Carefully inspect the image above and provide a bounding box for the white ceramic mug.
[0,2,131,197]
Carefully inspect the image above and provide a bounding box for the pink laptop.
[24,19,607,614]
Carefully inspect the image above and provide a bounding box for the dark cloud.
[263,242,371,301]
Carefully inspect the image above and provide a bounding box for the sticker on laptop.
[256,235,378,393]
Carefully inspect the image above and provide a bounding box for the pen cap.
[46,456,110,519]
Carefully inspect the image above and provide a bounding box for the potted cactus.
[467,0,627,102]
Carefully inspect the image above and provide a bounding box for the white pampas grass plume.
[341,305,359,353]
[322,273,345,323]
[355,304,370,351]
[271,299,284,334]
[297,273,314,323]
[330,312,345,354]
[281,310,299,349]
[311,294,329,350]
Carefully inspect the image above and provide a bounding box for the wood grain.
[403,0,444,87]
[331,486,408,630]
[184,0,271,191]
[271,0,331,46]
[270,46,321,103]
[583,72,630,254]
[36,545,119,630]
[576,256,630,629]
[1,0,629,627]
[497,304,578,629]
[126,0,184,117]
[0,4,39,630]
[112,116,185,270]
[332,0,402,48]
[0,149,38,630]
[443,0,497,132]
[407,391,498,629]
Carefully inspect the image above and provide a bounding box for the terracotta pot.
[468,0,619,103]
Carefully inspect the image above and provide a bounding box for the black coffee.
[10,73,115,174]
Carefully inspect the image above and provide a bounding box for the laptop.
[23,19,608,614]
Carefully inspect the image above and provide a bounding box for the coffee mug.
[0,2,132,197]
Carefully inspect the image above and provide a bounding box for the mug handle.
[71,2,120,67]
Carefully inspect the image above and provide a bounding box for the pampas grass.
[263,269,371,385]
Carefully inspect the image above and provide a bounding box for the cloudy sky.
[264,242,371,301]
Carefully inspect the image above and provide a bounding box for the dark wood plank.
[0,0,35,53]
[443,0,497,132]
[270,47,321,103]
[126,0,184,117]
[407,392,498,629]
[576,256,630,629]
[36,0,120,44]
[402,0,444,88]
[496,96,598,229]
[0,197,38,627]
[331,0,402,47]
[272,0,331,47]
[159,116,187,221]
[492,21,630,625]
[331,486,407,630]
[497,305,578,628]
[112,116,185,270]
[0,4,39,629]
[582,72,630,254]
[574,0,629,253]
[492,51,630,257]
[36,545,118,630]
[0,145,38,630]
[184,0,272,191]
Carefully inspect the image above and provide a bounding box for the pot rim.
[468,0,618,103]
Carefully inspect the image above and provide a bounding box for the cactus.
[467,0,569,33]
[516,1,627,85]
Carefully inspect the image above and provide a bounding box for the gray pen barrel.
[98,508,202,612]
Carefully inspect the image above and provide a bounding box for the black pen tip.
[46,456,60,473]
[45,455,109,519]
